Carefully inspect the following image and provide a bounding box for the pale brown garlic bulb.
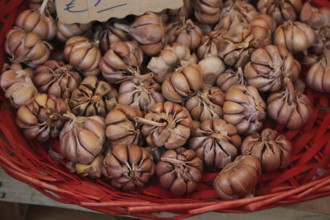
[138,102,193,149]
[105,105,143,146]
[59,113,105,164]
[194,0,222,24]
[75,155,104,179]
[300,2,330,55]
[99,41,144,84]
[15,1,57,41]
[5,28,51,68]
[267,78,313,130]
[93,23,129,54]
[216,1,259,30]
[69,76,118,117]
[16,93,67,142]
[0,64,38,108]
[242,128,292,171]
[214,155,261,200]
[198,56,226,86]
[167,19,203,50]
[147,43,198,83]
[64,36,101,76]
[257,0,302,25]
[274,21,316,54]
[216,68,247,93]
[218,22,255,68]
[118,77,164,112]
[102,144,155,191]
[57,22,93,43]
[156,147,203,196]
[162,65,202,103]
[34,60,81,99]
[250,14,277,48]
[244,45,301,92]
[197,29,225,60]
[190,119,241,168]
[116,12,165,56]
[185,87,225,121]
[223,84,266,135]
[306,49,330,93]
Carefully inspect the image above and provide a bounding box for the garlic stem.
[134,117,167,127]
[283,78,295,104]
[39,0,50,15]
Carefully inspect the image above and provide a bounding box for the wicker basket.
[1,0,330,219]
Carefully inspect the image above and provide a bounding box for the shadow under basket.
[1,0,330,219]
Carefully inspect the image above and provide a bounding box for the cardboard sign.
[55,0,183,24]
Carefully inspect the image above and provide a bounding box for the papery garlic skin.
[69,76,118,117]
[190,119,241,169]
[162,64,202,103]
[306,49,330,93]
[15,9,57,40]
[185,87,225,121]
[105,105,143,146]
[217,68,247,93]
[274,21,315,54]
[242,128,292,171]
[267,78,313,130]
[194,0,222,25]
[244,45,301,92]
[214,155,261,200]
[0,64,38,108]
[147,43,198,83]
[250,14,277,48]
[198,56,226,86]
[102,144,155,191]
[5,28,51,68]
[34,60,81,99]
[223,84,266,135]
[57,22,93,43]
[300,2,330,55]
[16,93,67,142]
[258,0,302,25]
[99,41,144,84]
[59,114,105,164]
[75,154,104,178]
[64,36,101,76]
[156,147,203,196]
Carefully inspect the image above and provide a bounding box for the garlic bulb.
[216,68,247,93]
[5,28,51,68]
[75,154,104,178]
[0,64,38,108]
[267,78,313,130]
[57,22,93,42]
[258,0,302,25]
[34,60,81,99]
[15,9,57,40]
[218,22,255,68]
[64,36,101,76]
[198,56,226,86]
[306,49,330,93]
[223,84,266,135]
[16,93,67,142]
[250,14,277,48]
[197,29,225,60]
[300,2,330,54]
[167,19,203,50]
[162,65,202,103]
[274,21,315,54]
[59,113,105,164]
[244,45,301,92]
[194,0,222,24]
[147,43,198,83]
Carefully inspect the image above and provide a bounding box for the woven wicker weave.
[0,0,330,219]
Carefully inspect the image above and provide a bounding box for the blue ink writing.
[97,2,128,13]
[64,0,88,13]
